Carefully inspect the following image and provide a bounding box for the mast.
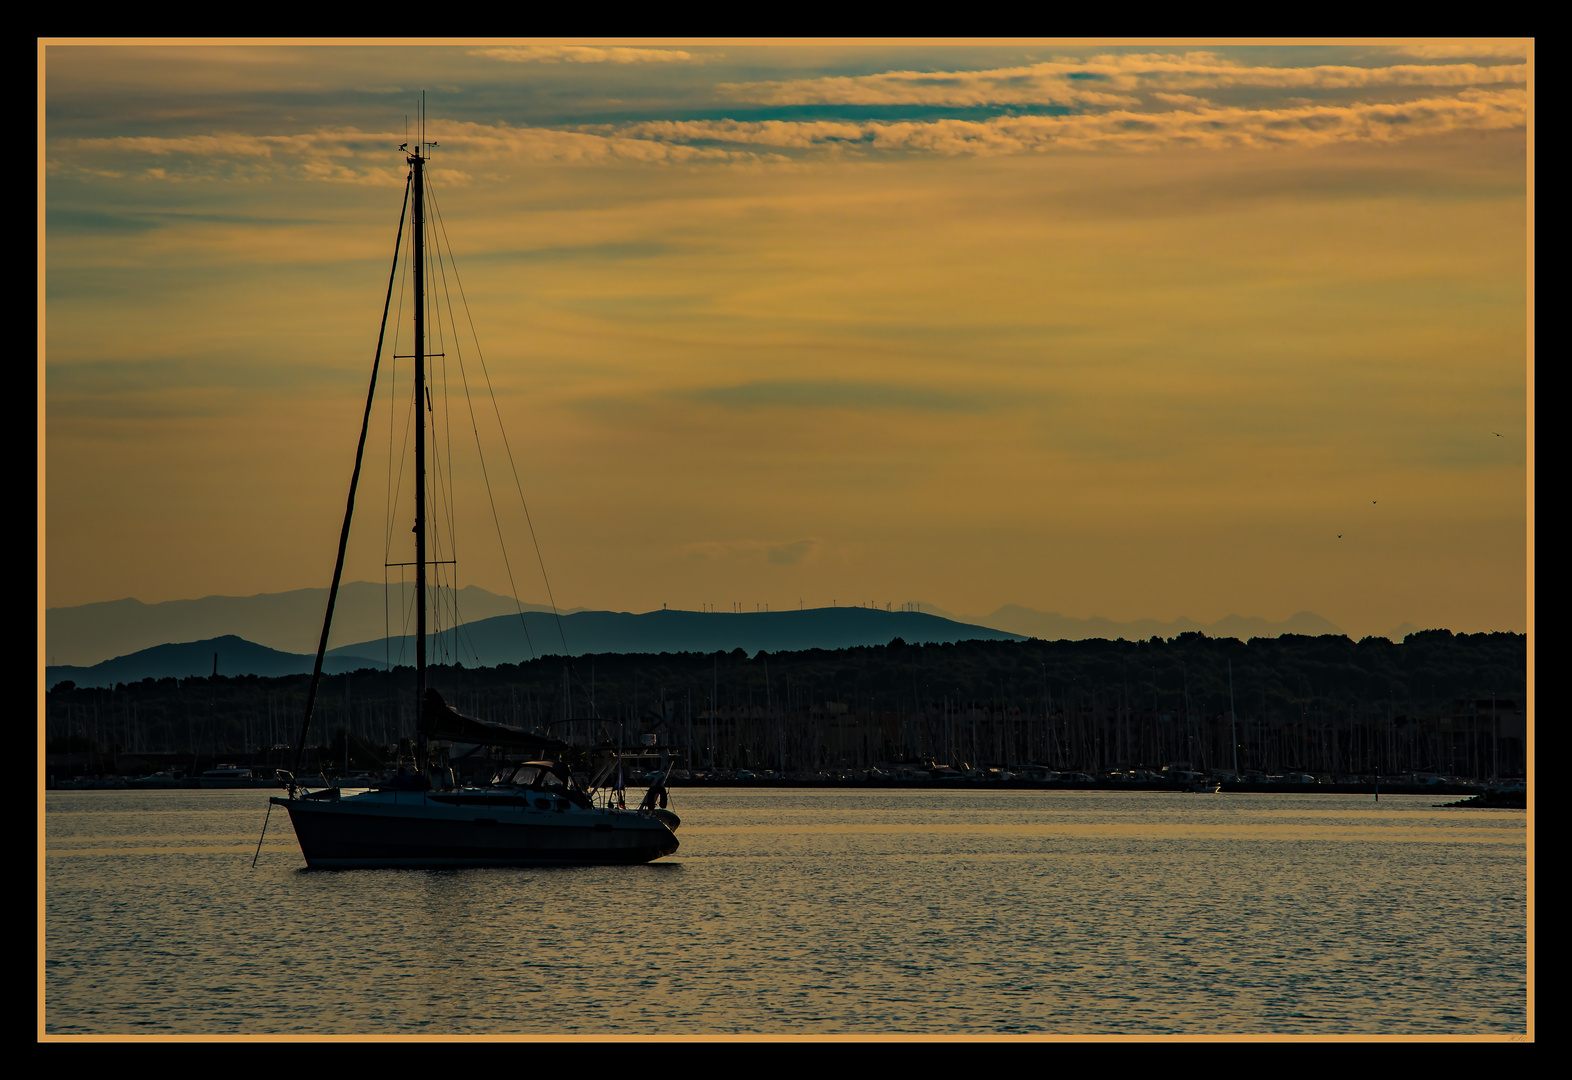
[409,96,431,776]
[412,104,428,771]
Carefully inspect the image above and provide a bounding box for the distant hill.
[44,606,1482,695]
[45,607,1023,688]
[957,605,1348,642]
[45,584,1389,679]
[45,635,382,690]
[45,583,569,668]
[329,606,1025,667]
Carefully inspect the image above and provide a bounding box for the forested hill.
[424,629,1526,719]
[45,630,1526,760]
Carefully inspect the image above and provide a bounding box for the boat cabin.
[492,760,572,790]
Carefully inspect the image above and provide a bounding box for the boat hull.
[272,793,678,869]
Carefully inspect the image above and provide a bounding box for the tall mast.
[412,99,428,762]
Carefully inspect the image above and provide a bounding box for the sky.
[41,40,1531,641]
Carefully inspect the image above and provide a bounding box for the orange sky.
[42,41,1531,639]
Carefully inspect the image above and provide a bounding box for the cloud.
[55,129,410,185]
[686,380,997,412]
[682,538,822,565]
[1381,41,1530,60]
[629,90,1528,155]
[469,45,695,64]
[45,355,364,422]
[46,208,322,237]
[722,72,1138,109]
[47,356,352,396]
[52,80,1529,184]
[56,122,766,183]
[720,53,1527,107]
[423,121,756,164]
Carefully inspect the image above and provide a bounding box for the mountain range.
[43,634,384,688]
[44,608,1021,690]
[45,583,1388,690]
[46,582,1364,671]
[44,583,568,667]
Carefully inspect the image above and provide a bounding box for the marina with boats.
[47,754,1521,800]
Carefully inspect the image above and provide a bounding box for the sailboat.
[269,108,679,868]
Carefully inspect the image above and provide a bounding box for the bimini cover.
[419,688,569,753]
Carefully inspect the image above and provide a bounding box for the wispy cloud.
[721,53,1527,107]
[55,122,767,183]
[52,129,410,186]
[427,121,759,164]
[687,380,998,412]
[45,355,363,422]
[628,90,1527,155]
[49,54,1530,182]
[682,538,822,565]
[1379,41,1530,60]
[469,45,696,64]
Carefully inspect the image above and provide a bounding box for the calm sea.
[43,788,1528,1037]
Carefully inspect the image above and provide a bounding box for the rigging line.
[425,174,539,663]
[425,451,456,657]
[386,199,412,561]
[384,220,411,671]
[397,569,416,668]
[455,615,485,668]
[427,180,568,657]
[289,169,411,787]
[420,215,462,667]
[430,216,455,575]
[431,209,460,610]
[388,569,414,670]
[427,219,537,671]
[387,393,418,585]
[422,204,457,573]
[386,336,418,563]
[434,220,458,565]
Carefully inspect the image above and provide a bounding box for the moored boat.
[277,748,677,868]
[268,101,678,869]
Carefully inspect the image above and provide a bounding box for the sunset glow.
[42,41,1531,642]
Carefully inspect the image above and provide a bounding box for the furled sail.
[419,687,569,752]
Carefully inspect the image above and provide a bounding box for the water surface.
[44,788,1528,1035]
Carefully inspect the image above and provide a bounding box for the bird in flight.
[1494,432,1502,437]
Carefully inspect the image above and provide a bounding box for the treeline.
[45,630,1525,779]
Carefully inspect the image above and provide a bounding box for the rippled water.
[44,789,1528,1035]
